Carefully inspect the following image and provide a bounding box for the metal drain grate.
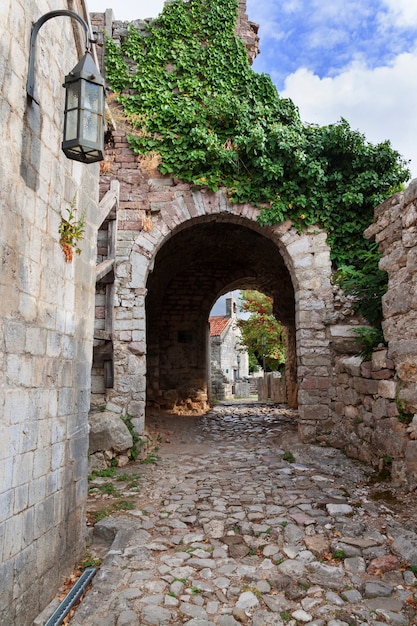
[44,567,96,626]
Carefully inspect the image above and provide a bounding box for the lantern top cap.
[65,52,104,86]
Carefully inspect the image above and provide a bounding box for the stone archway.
[102,181,334,442]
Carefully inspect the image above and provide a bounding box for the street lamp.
[27,10,105,164]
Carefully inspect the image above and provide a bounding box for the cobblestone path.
[70,403,417,626]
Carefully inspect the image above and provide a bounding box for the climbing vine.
[104,0,410,268]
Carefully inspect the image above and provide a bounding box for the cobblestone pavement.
[71,403,417,626]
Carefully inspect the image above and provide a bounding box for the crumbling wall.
[325,179,417,488]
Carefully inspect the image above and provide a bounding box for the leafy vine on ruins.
[104,0,410,271]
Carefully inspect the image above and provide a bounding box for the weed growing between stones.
[80,553,102,570]
[332,549,346,560]
[141,451,160,464]
[396,395,414,425]
[87,499,136,525]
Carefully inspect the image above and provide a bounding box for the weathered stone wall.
[0,2,99,623]
[368,180,417,413]
[258,373,287,403]
[325,179,417,488]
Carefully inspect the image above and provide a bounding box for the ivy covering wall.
[105,0,410,268]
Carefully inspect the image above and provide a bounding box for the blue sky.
[87,0,417,179]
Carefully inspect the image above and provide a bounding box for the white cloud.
[381,0,417,27]
[86,0,164,20]
[282,49,417,179]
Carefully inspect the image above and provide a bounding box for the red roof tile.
[209,316,230,337]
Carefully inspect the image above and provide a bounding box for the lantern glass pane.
[66,82,79,110]
[82,111,99,143]
[65,110,78,141]
[84,81,101,112]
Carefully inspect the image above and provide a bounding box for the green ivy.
[104,0,410,268]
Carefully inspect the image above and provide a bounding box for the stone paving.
[70,403,417,626]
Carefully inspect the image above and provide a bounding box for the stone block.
[88,411,133,454]
[336,355,362,376]
[396,360,417,383]
[378,380,397,399]
[360,361,372,378]
[370,369,393,380]
[3,514,23,559]
[371,348,389,370]
[340,388,359,406]
[372,397,388,419]
[404,178,417,205]
[353,377,379,395]
[405,440,417,473]
[372,419,408,458]
[28,476,46,507]
[345,405,358,419]
[300,405,330,421]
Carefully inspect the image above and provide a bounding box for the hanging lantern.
[62,52,105,164]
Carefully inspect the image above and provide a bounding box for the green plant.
[280,612,292,622]
[352,327,386,362]
[396,394,414,425]
[283,450,295,463]
[96,482,119,496]
[113,499,136,511]
[141,453,159,465]
[88,466,118,480]
[104,0,409,270]
[408,565,417,576]
[121,414,141,460]
[88,507,112,524]
[59,195,86,262]
[333,549,346,560]
[80,553,102,570]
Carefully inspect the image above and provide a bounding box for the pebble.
[67,403,417,626]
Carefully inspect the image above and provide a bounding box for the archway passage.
[146,217,297,411]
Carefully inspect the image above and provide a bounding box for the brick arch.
[103,180,334,441]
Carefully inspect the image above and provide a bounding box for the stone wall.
[90,3,417,490]
[92,124,335,435]
[325,179,417,489]
[258,373,287,403]
[0,2,99,623]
